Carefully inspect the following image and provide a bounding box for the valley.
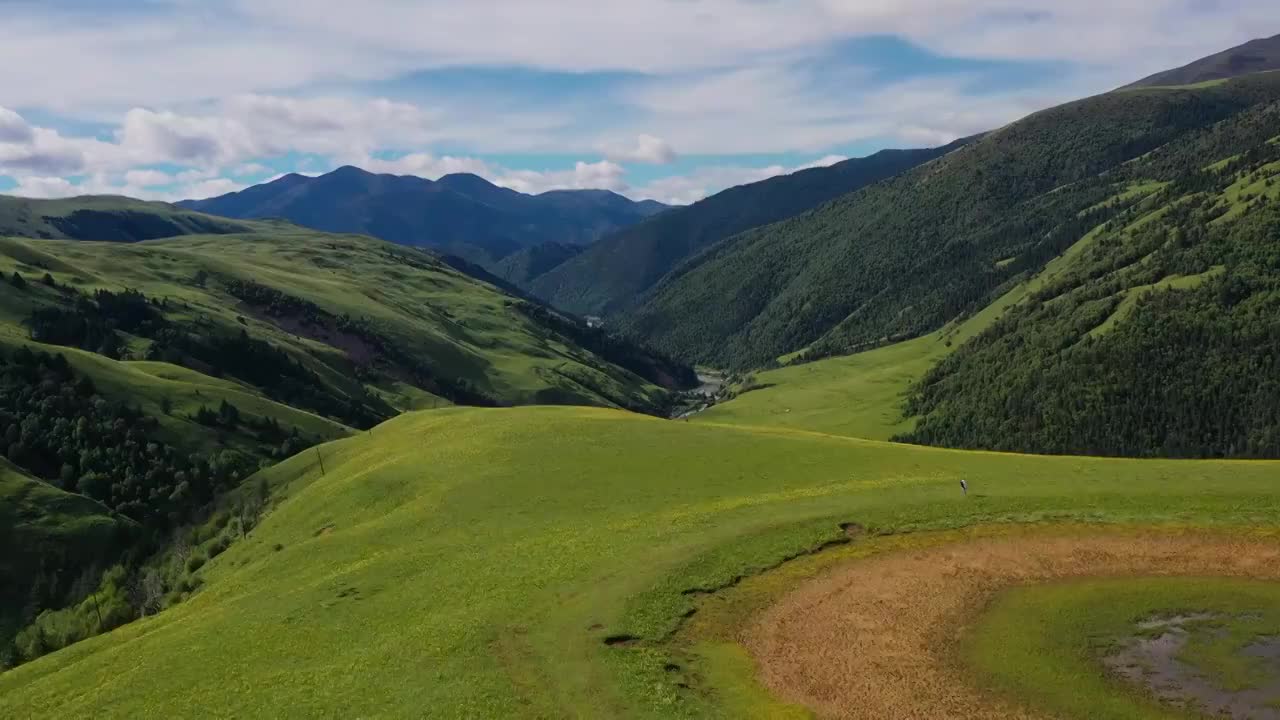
[4,24,1280,720]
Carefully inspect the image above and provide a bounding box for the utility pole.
[316,446,326,476]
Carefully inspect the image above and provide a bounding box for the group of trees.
[0,347,256,524]
[11,479,274,666]
[26,288,165,359]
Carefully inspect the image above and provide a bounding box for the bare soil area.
[743,531,1280,719]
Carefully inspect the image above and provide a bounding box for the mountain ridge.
[178,166,669,264]
[1124,33,1280,89]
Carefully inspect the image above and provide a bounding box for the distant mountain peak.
[176,165,667,265]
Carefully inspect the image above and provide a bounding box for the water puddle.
[1104,614,1280,719]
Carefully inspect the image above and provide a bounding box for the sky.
[0,1,1274,206]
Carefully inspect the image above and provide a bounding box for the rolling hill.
[0,196,254,242]
[2,405,1279,717]
[1124,33,1280,89]
[178,166,668,265]
[0,200,692,665]
[528,141,971,316]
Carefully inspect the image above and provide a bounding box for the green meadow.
[4,404,1280,717]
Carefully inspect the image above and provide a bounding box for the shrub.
[186,553,207,573]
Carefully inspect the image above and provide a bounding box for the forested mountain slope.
[529,141,969,315]
[899,134,1280,458]
[624,72,1280,369]
[1124,33,1280,89]
[180,166,667,265]
[492,241,584,286]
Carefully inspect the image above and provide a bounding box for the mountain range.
[178,166,668,265]
[526,140,974,316]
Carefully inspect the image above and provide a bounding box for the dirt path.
[743,530,1280,719]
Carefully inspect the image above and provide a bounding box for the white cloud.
[1,2,1274,208]
[9,169,247,203]
[603,134,677,165]
[124,168,178,188]
[360,153,494,179]
[11,176,79,199]
[0,0,1270,114]
[232,162,271,176]
[0,107,34,144]
[496,161,628,195]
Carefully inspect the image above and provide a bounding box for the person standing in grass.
[960,478,968,497]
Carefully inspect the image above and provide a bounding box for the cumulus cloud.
[0,107,33,144]
[496,161,628,195]
[360,152,494,179]
[124,168,179,188]
[1,2,1273,207]
[603,134,677,164]
[11,176,79,199]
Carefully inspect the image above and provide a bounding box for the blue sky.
[0,1,1273,204]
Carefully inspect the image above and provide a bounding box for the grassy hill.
[0,196,254,242]
[0,227,686,416]
[179,167,668,266]
[1124,33,1280,89]
[0,203,691,668]
[623,72,1280,373]
[3,405,1279,717]
[529,142,969,315]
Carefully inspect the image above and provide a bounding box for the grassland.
[4,406,1280,717]
[0,229,673,424]
[0,195,254,242]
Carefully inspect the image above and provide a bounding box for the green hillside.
[0,229,684,417]
[530,142,967,315]
[0,204,692,669]
[623,72,1280,370]
[0,196,254,242]
[3,406,1280,717]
